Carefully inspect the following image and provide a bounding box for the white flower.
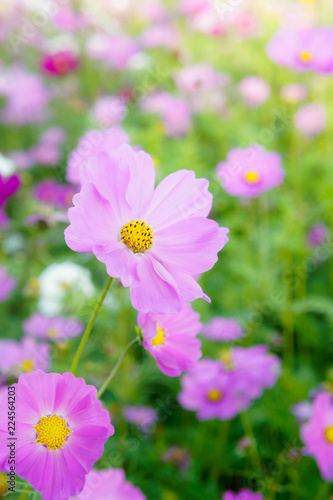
[38,262,95,316]
[0,153,15,178]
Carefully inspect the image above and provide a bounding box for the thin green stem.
[71,277,113,374]
[97,338,139,399]
[240,412,262,471]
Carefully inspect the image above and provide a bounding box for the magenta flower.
[238,76,271,107]
[201,317,244,342]
[66,126,129,185]
[223,489,264,500]
[294,103,327,137]
[34,180,76,208]
[138,302,202,377]
[301,392,333,481]
[267,28,333,73]
[123,405,158,432]
[0,370,114,500]
[307,223,329,248]
[178,359,250,421]
[41,50,79,77]
[216,146,285,198]
[0,338,50,377]
[70,468,146,500]
[0,265,17,302]
[0,173,20,208]
[23,313,83,341]
[65,144,228,314]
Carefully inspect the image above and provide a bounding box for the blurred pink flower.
[141,92,192,136]
[123,405,157,432]
[66,126,130,185]
[307,223,329,248]
[267,28,333,73]
[140,24,180,50]
[23,313,83,342]
[0,173,21,226]
[238,76,271,107]
[223,489,264,500]
[70,468,146,500]
[65,144,229,314]
[294,103,327,137]
[174,64,229,94]
[40,50,79,77]
[138,302,202,377]
[87,33,139,70]
[0,338,50,377]
[292,401,313,424]
[0,266,16,302]
[178,0,210,15]
[91,96,127,127]
[201,317,244,342]
[217,146,285,198]
[34,180,76,208]
[280,83,308,103]
[301,392,333,481]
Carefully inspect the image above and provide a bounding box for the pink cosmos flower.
[307,223,329,248]
[0,266,17,302]
[135,0,169,22]
[91,96,127,127]
[66,126,130,185]
[238,76,271,107]
[216,146,285,198]
[294,103,327,137]
[201,317,244,342]
[292,401,313,424]
[23,313,83,341]
[267,28,333,73]
[140,24,180,50]
[123,405,158,432]
[70,468,146,499]
[87,34,139,70]
[0,338,50,377]
[174,64,228,94]
[280,83,308,103]
[189,6,227,37]
[301,392,333,481]
[40,50,79,77]
[179,0,210,15]
[138,302,202,377]
[0,173,20,208]
[34,180,76,208]
[223,489,264,500]
[0,370,114,500]
[141,92,192,137]
[65,144,229,314]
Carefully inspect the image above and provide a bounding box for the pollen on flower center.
[35,415,72,451]
[300,51,312,62]
[325,426,333,443]
[22,359,35,372]
[152,325,165,346]
[121,220,154,253]
[219,348,234,370]
[244,171,260,184]
[47,327,59,339]
[207,389,222,402]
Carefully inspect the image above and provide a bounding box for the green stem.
[97,338,139,399]
[70,277,113,374]
[240,412,262,471]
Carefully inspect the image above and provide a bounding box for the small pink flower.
[0,338,50,377]
[0,370,114,500]
[87,34,139,70]
[138,302,202,377]
[216,146,285,198]
[238,76,271,107]
[123,405,158,432]
[174,64,228,94]
[40,50,79,77]
[280,83,308,103]
[66,126,130,185]
[140,24,180,50]
[65,144,229,314]
[0,266,17,302]
[91,96,127,127]
[23,313,83,341]
[301,392,333,481]
[201,317,244,342]
[267,28,333,73]
[70,468,146,500]
[34,180,76,208]
[223,489,264,500]
[307,223,329,248]
[141,92,192,136]
[294,103,327,137]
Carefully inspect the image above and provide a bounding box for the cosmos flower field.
[0,0,333,499]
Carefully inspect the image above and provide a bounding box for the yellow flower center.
[35,415,71,451]
[0,472,7,496]
[47,327,59,339]
[300,51,312,62]
[152,325,165,346]
[207,389,222,402]
[325,426,333,443]
[244,171,260,184]
[21,359,35,372]
[121,220,154,253]
[219,348,234,370]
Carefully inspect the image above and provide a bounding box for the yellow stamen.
[207,389,222,402]
[152,325,165,346]
[35,415,71,451]
[0,472,7,496]
[300,52,312,62]
[244,171,260,184]
[325,426,333,443]
[47,327,59,339]
[22,359,35,372]
[121,220,154,253]
[219,348,234,370]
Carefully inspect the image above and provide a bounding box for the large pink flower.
[223,489,263,500]
[0,370,114,500]
[138,302,202,376]
[65,144,229,314]
[267,28,333,73]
